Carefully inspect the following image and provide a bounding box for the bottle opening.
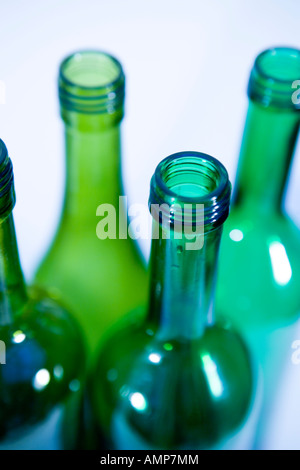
[149,152,231,230]
[248,47,300,108]
[60,51,123,88]
[256,48,300,83]
[59,50,125,115]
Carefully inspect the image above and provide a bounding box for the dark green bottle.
[0,139,85,449]
[34,51,148,358]
[89,151,255,450]
[215,47,300,448]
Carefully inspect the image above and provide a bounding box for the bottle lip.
[0,140,15,219]
[59,50,125,115]
[248,46,300,109]
[254,47,300,84]
[149,151,231,230]
[0,138,8,166]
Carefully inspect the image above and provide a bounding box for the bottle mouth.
[248,47,300,109]
[149,151,231,230]
[59,50,125,114]
[0,140,15,219]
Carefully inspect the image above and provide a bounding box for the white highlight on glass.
[269,241,292,286]
[149,353,161,364]
[129,392,147,411]
[229,229,244,242]
[33,369,51,391]
[12,330,26,344]
[201,353,224,398]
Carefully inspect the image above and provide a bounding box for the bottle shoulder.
[35,229,149,356]
[226,206,300,239]
[0,287,85,439]
[217,208,300,327]
[90,321,253,449]
[36,225,148,282]
[222,208,300,267]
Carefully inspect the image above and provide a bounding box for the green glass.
[34,51,148,357]
[215,47,300,449]
[89,151,254,450]
[0,140,85,449]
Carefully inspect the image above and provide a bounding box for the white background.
[0,0,299,449]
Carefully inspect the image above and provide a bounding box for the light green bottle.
[89,151,255,450]
[34,51,148,358]
[215,47,300,449]
[0,139,85,449]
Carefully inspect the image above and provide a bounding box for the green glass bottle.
[0,139,85,449]
[34,51,148,357]
[215,47,300,449]
[89,151,255,450]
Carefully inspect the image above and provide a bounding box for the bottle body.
[90,316,255,450]
[0,140,85,449]
[89,152,255,450]
[215,48,300,449]
[34,51,148,356]
[217,204,300,448]
[0,286,85,450]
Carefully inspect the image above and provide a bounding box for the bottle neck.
[147,222,222,340]
[233,100,300,213]
[0,213,27,326]
[62,119,122,225]
[58,50,125,226]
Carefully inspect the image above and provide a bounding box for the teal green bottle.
[89,151,255,450]
[0,139,85,449]
[215,47,300,449]
[34,51,148,358]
